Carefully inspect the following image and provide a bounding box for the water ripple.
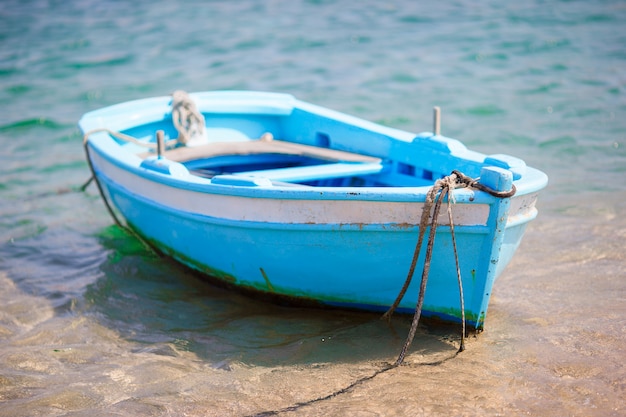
[0,117,69,132]
[0,228,107,311]
[66,53,134,69]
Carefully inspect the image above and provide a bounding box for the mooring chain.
[385,170,516,366]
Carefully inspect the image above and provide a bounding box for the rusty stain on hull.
[259,267,275,292]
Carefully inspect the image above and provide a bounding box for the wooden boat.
[79,90,547,330]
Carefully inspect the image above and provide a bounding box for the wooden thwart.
[139,139,381,164]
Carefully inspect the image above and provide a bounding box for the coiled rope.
[170,90,206,145]
[79,90,204,190]
[383,170,516,366]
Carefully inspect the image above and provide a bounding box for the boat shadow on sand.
[84,225,465,368]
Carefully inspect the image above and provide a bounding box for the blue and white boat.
[79,90,547,330]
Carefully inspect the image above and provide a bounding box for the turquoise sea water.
[1,1,624,416]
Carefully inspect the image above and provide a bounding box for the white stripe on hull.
[92,151,504,226]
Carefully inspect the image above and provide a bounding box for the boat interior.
[84,91,527,190]
[132,130,447,188]
[165,136,389,187]
[115,102,497,189]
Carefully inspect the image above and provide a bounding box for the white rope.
[82,127,177,149]
[171,90,206,145]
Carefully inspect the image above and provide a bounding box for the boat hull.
[80,90,548,330]
[91,150,535,330]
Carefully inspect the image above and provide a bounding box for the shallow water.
[1,0,625,416]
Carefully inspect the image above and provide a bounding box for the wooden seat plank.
[139,139,381,164]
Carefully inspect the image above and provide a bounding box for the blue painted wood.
[234,161,384,182]
[80,90,548,330]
